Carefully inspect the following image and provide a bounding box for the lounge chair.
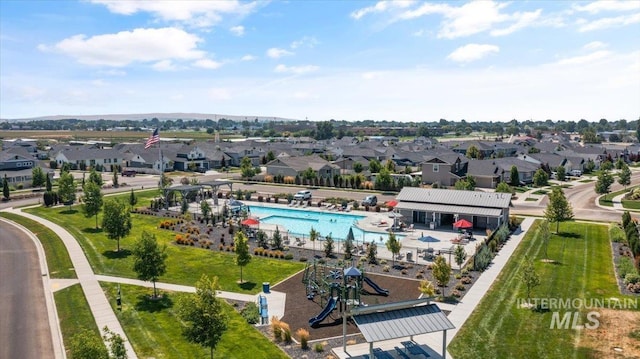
[407,224,414,232]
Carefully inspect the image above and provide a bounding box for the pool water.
[248,205,400,242]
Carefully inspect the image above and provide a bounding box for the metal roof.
[396,201,502,217]
[353,303,454,343]
[396,187,511,209]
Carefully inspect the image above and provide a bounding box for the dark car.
[362,195,377,206]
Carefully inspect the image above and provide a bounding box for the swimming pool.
[248,205,400,242]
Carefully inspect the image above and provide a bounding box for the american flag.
[144,128,159,149]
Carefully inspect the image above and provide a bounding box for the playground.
[271,263,422,341]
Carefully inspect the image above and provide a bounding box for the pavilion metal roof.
[396,201,503,217]
[396,187,511,209]
[353,303,454,343]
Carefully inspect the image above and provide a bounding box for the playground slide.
[363,277,389,296]
[308,297,337,327]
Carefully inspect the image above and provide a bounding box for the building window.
[433,164,439,172]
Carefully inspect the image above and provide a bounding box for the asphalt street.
[0,221,54,359]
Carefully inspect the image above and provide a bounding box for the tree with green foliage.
[539,220,551,260]
[465,145,480,159]
[88,169,103,186]
[70,330,108,359]
[324,234,334,257]
[375,168,392,190]
[454,176,476,190]
[366,242,378,264]
[177,275,228,359]
[234,231,252,284]
[601,160,614,171]
[385,232,402,268]
[46,173,52,192]
[180,198,189,215]
[622,211,632,229]
[302,167,316,184]
[616,157,626,170]
[102,199,132,252]
[495,182,513,194]
[369,159,382,173]
[82,181,103,229]
[384,159,396,173]
[240,156,256,179]
[102,326,128,359]
[544,187,574,233]
[584,159,596,174]
[32,166,46,190]
[271,226,283,250]
[344,228,355,260]
[256,230,268,249]
[509,166,520,186]
[200,200,211,223]
[556,166,566,181]
[128,189,137,210]
[2,174,9,200]
[309,227,319,257]
[60,162,71,174]
[57,171,76,206]
[112,168,119,187]
[266,150,276,162]
[533,169,549,187]
[132,231,167,298]
[619,164,631,189]
[595,169,614,200]
[432,255,451,297]
[353,162,363,173]
[418,280,436,297]
[454,245,466,270]
[520,256,540,300]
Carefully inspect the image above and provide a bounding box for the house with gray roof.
[266,155,339,178]
[395,187,511,230]
[55,146,123,171]
[420,152,468,187]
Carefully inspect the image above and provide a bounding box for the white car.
[293,190,312,200]
[569,169,582,177]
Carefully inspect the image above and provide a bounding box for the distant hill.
[2,113,297,122]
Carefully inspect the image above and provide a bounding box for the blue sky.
[1,0,639,122]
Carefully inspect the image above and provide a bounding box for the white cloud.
[577,12,640,32]
[229,25,245,36]
[583,41,607,50]
[241,55,256,61]
[556,50,610,65]
[274,64,319,74]
[193,59,223,69]
[44,27,205,67]
[573,0,640,14]
[490,9,542,36]
[152,60,178,71]
[290,36,318,49]
[266,47,294,59]
[97,69,126,76]
[447,44,499,63]
[351,0,415,20]
[208,88,231,100]
[91,79,106,87]
[90,0,257,28]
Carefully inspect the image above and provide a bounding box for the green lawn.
[622,200,640,210]
[532,190,548,195]
[449,221,631,359]
[599,186,637,207]
[578,179,595,183]
[101,282,288,359]
[525,197,538,202]
[55,284,102,355]
[25,203,304,293]
[0,212,76,278]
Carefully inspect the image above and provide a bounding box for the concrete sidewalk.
[333,217,536,359]
[4,207,138,359]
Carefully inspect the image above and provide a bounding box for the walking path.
[332,217,535,359]
[611,193,625,210]
[4,207,138,359]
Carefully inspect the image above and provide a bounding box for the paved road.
[0,221,54,359]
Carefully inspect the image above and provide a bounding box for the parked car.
[362,195,378,206]
[121,170,136,177]
[569,169,582,177]
[293,190,312,200]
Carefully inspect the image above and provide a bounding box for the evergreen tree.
[509,166,520,186]
[2,174,9,200]
[45,173,52,192]
[324,234,334,257]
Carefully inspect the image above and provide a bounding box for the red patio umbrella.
[241,218,260,226]
[453,219,473,229]
[386,200,399,207]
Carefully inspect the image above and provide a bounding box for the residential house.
[266,155,340,178]
[420,152,468,187]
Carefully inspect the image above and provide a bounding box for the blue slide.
[364,276,389,296]
[309,297,337,327]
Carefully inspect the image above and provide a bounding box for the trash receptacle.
[406,251,412,262]
[430,222,435,230]
[262,282,270,293]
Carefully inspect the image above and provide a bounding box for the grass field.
[0,212,76,278]
[0,129,243,142]
[25,198,304,293]
[622,200,640,210]
[101,282,288,359]
[599,186,636,207]
[448,221,632,359]
[55,284,102,355]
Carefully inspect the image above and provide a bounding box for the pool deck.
[182,199,485,267]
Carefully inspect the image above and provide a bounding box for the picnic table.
[401,341,430,358]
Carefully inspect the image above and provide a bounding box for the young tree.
[418,280,436,297]
[309,227,319,257]
[324,234,334,257]
[200,200,211,223]
[595,169,614,200]
[432,255,451,297]
[465,145,480,159]
[102,199,132,252]
[178,275,228,359]
[82,181,103,229]
[2,174,9,200]
[32,166,46,190]
[385,232,402,268]
[70,330,108,359]
[234,231,252,284]
[256,230,268,249]
[240,156,256,179]
[539,220,551,260]
[88,168,103,186]
[619,164,632,189]
[509,166,520,186]
[45,173,52,192]
[353,162,363,173]
[132,231,167,298]
[454,245,466,270]
[181,199,189,215]
[520,256,540,300]
[556,166,566,181]
[495,182,513,194]
[102,326,128,359]
[533,169,549,187]
[128,188,137,210]
[544,187,574,233]
[57,171,76,206]
[272,226,283,250]
[112,168,119,187]
[369,159,382,173]
[366,242,378,264]
[343,228,355,260]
